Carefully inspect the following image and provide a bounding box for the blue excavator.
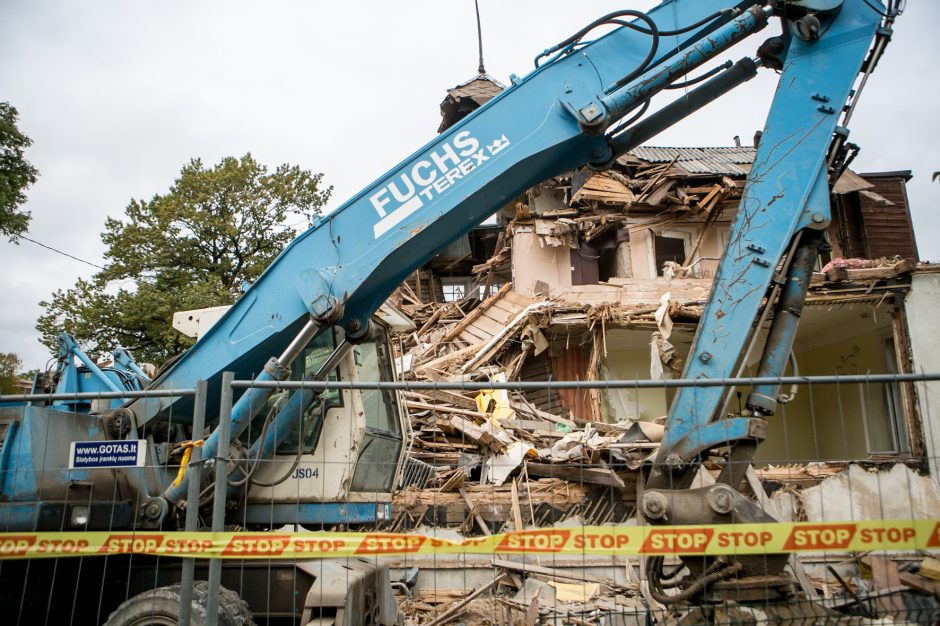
[0,0,901,623]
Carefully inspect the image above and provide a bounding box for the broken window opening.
[442,280,467,302]
[650,229,697,277]
[863,335,909,455]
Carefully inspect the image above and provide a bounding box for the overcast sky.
[1,1,937,368]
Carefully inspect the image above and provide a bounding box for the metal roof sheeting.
[627,146,757,176]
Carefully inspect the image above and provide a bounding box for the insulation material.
[654,292,673,339]
[649,331,681,380]
[548,581,602,602]
[483,441,538,486]
[520,322,549,356]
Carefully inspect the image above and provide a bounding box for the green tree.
[0,352,23,394]
[37,154,331,364]
[0,102,38,241]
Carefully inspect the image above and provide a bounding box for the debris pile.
[399,568,646,626]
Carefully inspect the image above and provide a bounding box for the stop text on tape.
[0,520,936,560]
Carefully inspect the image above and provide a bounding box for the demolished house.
[365,73,940,625]
[380,134,940,623]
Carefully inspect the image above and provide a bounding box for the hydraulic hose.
[535,10,659,68]
[248,400,325,488]
[226,396,282,488]
[606,57,758,160]
[666,60,733,89]
[535,8,736,81]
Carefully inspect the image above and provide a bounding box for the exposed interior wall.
[600,329,693,422]
[905,272,940,484]
[692,224,729,278]
[592,306,903,462]
[602,350,668,422]
[612,241,633,278]
[550,345,592,421]
[627,222,730,279]
[511,230,572,297]
[754,304,898,463]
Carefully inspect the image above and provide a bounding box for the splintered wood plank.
[525,463,625,488]
[511,480,524,532]
[460,487,492,536]
[459,325,492,344]
[490,299,524,317]
[405,388,478,411]
[467,313,506,337]
[504,291,537,308]
[415,342,486,372]
[481,307,516,325]
[405,400,482,418]
[493,558,631,590]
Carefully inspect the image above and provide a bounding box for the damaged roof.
[627,146,756,176]
[438,73,506,133]
[446,73,506,100]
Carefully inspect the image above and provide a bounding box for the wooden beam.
[524,463,625,488]
[402,388,478,411]
[405,400,483,418]
[415,341,486,371]
[424,573,507,626]
[439,415,512,453]
[459,487,492,536]
[511,479,524,532]
[898,570,940,596]
[509,396,576,429]
[492,558,631,590]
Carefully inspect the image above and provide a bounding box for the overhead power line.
[18,235,105,269]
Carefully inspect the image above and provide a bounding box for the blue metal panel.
[657,1,882,459]
[667,417,767,463]
[0,406,151,531]
[0,503,39,530]
[241,502,390,526]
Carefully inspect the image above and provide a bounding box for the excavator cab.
[237,319,408,527]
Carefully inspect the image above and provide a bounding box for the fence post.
[179,379,208,625]
[205,372,234,626]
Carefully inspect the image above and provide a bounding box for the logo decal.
[372,130,511,238]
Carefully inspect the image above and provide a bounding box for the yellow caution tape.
[170,439,205,488]
[1,520,938,560]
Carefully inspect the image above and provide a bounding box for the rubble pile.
[387,279,680,532]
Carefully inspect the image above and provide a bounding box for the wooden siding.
[858,173,918,262]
